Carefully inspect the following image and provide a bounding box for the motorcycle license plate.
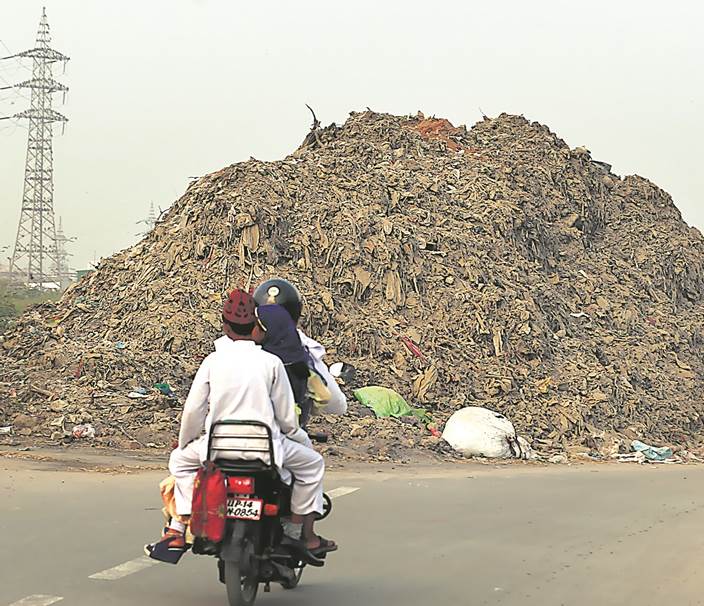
[226,497,263,520]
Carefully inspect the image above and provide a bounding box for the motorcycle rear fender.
[220,519,247,562]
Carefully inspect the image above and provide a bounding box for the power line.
[0,38,30,67]
[0,116,27,130]
[0,62,31,101]
[0,87,30,103]
[0,62,26,77]
[0,38,15,55]
[0,37,46,104]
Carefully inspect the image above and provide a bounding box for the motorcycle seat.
[207,420,292,484]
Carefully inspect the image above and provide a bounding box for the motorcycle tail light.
[227,476,255,495]
[263,503,279,516]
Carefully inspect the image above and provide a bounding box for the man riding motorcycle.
[253,278,347,552]
[253,278,348,420]
[145,289,336,564]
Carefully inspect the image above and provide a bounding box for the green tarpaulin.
[353,386,428,420]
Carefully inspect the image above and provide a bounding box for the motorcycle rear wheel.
[225,560,258,606]
[316,493,333,521]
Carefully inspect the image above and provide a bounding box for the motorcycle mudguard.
[220,520,247,562]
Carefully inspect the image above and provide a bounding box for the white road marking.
[8,596,63,606]
[89,555,158,580]
[327,486,360,499]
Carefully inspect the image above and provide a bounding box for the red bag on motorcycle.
[190,461,227,542]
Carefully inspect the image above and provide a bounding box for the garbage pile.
[2,110,704,461]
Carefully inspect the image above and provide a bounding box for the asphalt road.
[2,455,704,606]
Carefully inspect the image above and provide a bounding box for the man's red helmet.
[222,289,256,325]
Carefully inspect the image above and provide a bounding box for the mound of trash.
[2,109,704,461]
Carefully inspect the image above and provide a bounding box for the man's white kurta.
[179,337,311,455]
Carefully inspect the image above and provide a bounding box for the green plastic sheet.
[353,386,428,420]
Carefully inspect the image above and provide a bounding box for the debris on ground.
[353,386,428,420]
[72,423,96,440]
[630,440,675,462]
[329,362,356,383]
[2,109,704,462]
[153,383,175,397]
[442,406,523,459]
[517,436,538,461]
[612,439,679,464]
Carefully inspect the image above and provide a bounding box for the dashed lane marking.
[89,555,158,580]
[327,486,360,499]
[8,596,63,606]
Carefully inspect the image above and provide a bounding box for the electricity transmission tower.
[136,203,159,236]
[0,8,70,288]
[55,217,75,287]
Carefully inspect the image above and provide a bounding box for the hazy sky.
[0,0,702,269]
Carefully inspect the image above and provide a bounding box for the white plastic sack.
[442,407,520,458]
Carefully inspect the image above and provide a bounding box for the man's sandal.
[310,536,338,555]
[144,528,187,564]
[280,535,325,567]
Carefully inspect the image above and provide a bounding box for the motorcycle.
[191,420,332,606]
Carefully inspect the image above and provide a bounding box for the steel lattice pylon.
[1,8,69,288]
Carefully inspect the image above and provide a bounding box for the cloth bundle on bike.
[190,461,228,542]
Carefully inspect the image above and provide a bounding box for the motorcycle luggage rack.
[207,419,277,473]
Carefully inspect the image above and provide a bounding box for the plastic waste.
[154,382,175,397]
[613,452,647,463]
[353,386,428,420]
[400,336,428,362]
[517,436,539,461]
[128,386,150,399]
[631,440,674,462]
[427,423,442,438]
[0,426,12,435]
[72,423,96,439]
[115,341,127,350]
[442,407,522,459]
[328,362,356,383]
